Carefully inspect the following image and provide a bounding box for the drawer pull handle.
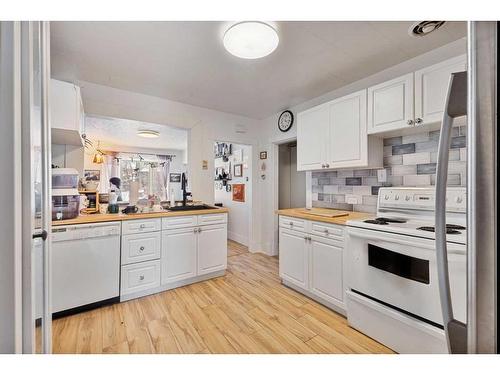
[139,246,145,252]
[140,224,146,229]
[139,275,145,281]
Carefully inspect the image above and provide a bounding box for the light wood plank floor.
[51,241,393,354]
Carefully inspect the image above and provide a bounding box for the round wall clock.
[278,110,294,132]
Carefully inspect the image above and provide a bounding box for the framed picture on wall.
[232,183,245,202]
[234,164,243,177]
[169,173,181,183]
[84,170,100,181]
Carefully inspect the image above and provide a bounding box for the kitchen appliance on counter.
[345,187,467,353]
[51,168,80,220]
[51,221,121,315]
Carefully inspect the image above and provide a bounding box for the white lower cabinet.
[279,228,309,290]
[161,227,197,284]
[161,217,228,287]
[197,224,227,275]
[310,235,344,306]
[279,216,346,313]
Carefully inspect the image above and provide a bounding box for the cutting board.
[296,208,350,218]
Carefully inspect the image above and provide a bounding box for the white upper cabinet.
[297,104,329,171]
[297,90,382,171]
[367,73,414,134]
[51,79,85,146]
[414,55,467,126]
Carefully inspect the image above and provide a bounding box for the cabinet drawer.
[120,260,160,296]
[198,213,227,226]
[121,232,161,265]
[279,216,306,232]
[162,215,198,230]
[121,218,161,235]
[310,221,344,241]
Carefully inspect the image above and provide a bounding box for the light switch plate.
[377,169,387,183]
[345,194,362,204]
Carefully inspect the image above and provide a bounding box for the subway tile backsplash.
[311,127,467,214]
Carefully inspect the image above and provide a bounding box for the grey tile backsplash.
[311,127,467,214]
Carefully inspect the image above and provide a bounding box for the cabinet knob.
[321,164,325,168]
[140,224,146,229]
[289,222,294,227]
[325,163,330,168]
[194,228,198,234]
[324,229,329,234]
[139,246,145,252]
[415,118,423,125]
[139,275,145,281]
[406,119,414,126]
[198,227,202,233]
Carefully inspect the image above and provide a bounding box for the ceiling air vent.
[409,21,446,37]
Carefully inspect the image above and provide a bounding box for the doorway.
[278,141,306,209]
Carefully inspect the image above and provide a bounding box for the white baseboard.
[228,230,248,246]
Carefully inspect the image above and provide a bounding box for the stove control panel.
[378,187,466,213]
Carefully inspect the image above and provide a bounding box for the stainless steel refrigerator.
[436,21,498,354]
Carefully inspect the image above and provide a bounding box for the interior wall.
[256,39,467,255]
[77,81,263,251]
[279,143,306,209]
[214,143,252,246]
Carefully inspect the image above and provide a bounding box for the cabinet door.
[197,224,227,275]
[161,227,197,284]
[367,73,414,134]
[414,55,467,126]
[279,228,308,289]
[310,236,344,305]
[328,89,367,168]
[297,104,329,171]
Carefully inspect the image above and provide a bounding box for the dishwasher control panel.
[52,222,121,242]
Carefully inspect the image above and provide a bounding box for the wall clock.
[278,110,294,132]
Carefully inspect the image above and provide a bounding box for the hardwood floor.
[51,241,393,354]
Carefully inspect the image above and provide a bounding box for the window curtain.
[156,155,171,201]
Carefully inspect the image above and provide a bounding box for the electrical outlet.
[377,169,387,183]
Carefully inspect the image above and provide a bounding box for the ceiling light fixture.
[409,21,446,37]
[223,21,279,59]
[137,130,160,138]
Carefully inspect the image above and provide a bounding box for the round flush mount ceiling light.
[409,21,446,37]
[137,130,160,138]
[223,21,279,59]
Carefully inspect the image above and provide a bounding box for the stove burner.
[417,226,462,235]
[364,219,389,225]
[446,224,466,230]
[375,217,407,223]
[364,217,407,225]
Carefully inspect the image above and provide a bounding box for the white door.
[279,228,309,289]
[367,73,414,134]
[310,236,344,305]
[161,227,197,284]
[328,89,367,168]
[414,55,467,126]
[197,224,227,275]
[297,104,329,170]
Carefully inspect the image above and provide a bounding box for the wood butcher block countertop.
[52,205,229,226]
[276,207,373,226]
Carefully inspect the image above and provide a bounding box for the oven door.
[346,227,466,326]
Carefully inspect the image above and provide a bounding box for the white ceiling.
[85,115,188,151]
[51,21,466,119]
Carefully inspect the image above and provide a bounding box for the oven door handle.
[435,71,467,354]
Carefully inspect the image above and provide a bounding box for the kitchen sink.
[167,204,218,212]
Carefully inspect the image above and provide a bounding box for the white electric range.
[345,187,467,354]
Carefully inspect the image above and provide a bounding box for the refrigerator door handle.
[435,71,467,354]
[40,21,52,354]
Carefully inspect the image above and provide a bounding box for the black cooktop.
[417,224,466,235]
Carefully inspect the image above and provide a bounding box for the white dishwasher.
[51,221,121,314]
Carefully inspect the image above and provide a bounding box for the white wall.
[78,81,264,251]
[214,143,252,246]
[256,39,467,255]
